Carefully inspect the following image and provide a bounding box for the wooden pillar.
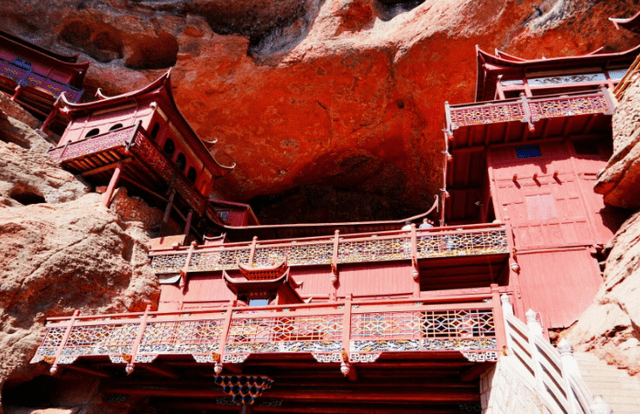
[184,209,193,236]
[102,161,124,207]
[11,85,22,102]
[163,189,176,223]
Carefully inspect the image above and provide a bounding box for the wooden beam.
[138,363,180,379]
[101,386,480,402]
[60,364,111,378]
[80,157,132,177]
[157,400,471,414]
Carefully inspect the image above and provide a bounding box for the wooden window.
[109,123,123,131]
[526,194,557,221]
[85,128,100,138]
[163,138,175,156]
[516,144,541,159]
[176,153,187,172]
[150,122,160,140]
[187,167,197,183]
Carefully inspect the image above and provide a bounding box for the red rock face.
[0,0,639,224]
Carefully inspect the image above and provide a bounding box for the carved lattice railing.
[0,58,83,102]
[47,124,208,214]
[445,88,614,133]
[150,223,509,275]
[32,293,506,374]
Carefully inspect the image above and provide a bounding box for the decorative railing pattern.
[0,58,83,102]
[500,296,607,414]
[48,125,207,214]
[446,89,614,133]
[150,224,509,275]
[48,125,136,161]
[32,296,503,374]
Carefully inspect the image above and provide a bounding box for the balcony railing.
[48,124,208,214]
[149,223,510,274]
[0,58,83,102]
[445,88,614,134]
[32,292,506,374]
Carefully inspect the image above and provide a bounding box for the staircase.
[574,351,640,414]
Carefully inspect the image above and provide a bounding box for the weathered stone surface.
[1,0,638,222]
[0,113,160,412]
[595,78,640,209]
[564,209,640,376]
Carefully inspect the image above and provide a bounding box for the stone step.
[574,351,640,414]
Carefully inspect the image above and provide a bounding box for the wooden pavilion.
[48,71,233,235]
[0,30,88,133]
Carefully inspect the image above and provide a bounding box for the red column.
[102,161,124,207]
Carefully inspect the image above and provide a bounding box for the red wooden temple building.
[0,30,88,133]
[27,42,638,413]
[47,71,234,236]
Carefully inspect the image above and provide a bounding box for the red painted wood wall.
[487,138,622,327]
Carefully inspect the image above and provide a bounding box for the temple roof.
[0,30,89,86]
[610,11,640,33]
[59,71,233,178]
[476,44,640,101]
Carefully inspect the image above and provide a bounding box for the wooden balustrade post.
[341,295,352,358]
[180,243,195,291]
[520,93,535,132]
[217,303,236,373]
[126,304,153,375]
[410,224,420,296]
[505,222,525,318]
[249,236,258,266]
[331,230,340,285]
[491,284,506,353]
[49,310,80,375]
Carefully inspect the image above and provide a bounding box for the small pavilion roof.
[223,266,304,303]
[59,71,233,178]
[610,11,640,33]
[476,44,640,101]
[0,30,89,87]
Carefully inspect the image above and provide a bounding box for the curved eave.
[610,11,640,33]
[223,270,289,293]
[238,259,288,275]
[60,70,230,178]
[476,44,640,101]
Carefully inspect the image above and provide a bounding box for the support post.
[126,304,153,375]
[180,243,195,291]
[491,285,506,353]
[184,209,193,236]
[163,189,176,223]
[217,303,235,372]
[49,310,80,375]
[102,161,124,207]
[249,236,258,266]
[331,230,340,285]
